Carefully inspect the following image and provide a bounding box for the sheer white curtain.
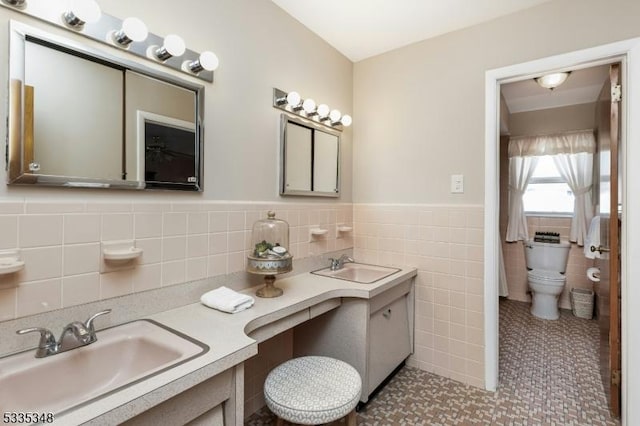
[505,154,538,241]
[554,151,594,245]
[506,130,595,243]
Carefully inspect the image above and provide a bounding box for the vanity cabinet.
[368,294,411,396]
[120,366,243,426]
[293,278,414,402]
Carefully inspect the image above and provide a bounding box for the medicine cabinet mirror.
[6,21,204,191]
[280,114,340,197]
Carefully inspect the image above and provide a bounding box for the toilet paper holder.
[587,267,601,282]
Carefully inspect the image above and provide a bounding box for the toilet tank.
[524,239,571,273]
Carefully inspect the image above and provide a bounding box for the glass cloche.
[247,211,293,298]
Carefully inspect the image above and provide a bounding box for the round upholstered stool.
[264,356,362,426]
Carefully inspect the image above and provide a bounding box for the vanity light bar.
[1,0,25,8]
[272,88,352,131]
[0,0,218,82]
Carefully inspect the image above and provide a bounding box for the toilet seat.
[527,269,565,283]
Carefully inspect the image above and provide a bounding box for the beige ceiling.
[502,65,611,114]
[271,0,554,62]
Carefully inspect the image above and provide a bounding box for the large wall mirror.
[7,21,204,191]
[280,114,340,197]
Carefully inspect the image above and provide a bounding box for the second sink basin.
[0,319,208,415]
[312,262,401,284]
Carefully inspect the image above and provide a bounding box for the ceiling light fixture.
[535,72,571,90]
[63,0,101,28]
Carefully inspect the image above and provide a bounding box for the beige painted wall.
[352,0,640,204]
[509,102,597,137]
[0,0,353,201]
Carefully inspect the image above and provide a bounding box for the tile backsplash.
[0,200,353,322]
[353,203,485,389]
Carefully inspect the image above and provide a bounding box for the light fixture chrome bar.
[0,0,214,82]
[272,88,346,132]
[1,0,26,8]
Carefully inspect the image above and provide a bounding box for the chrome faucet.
[329,254,354,271]
[16,309,111,358]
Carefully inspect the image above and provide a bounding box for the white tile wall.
[0,201,353,321]
[354,203,485,389]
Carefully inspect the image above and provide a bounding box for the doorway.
[497,62,619,418]
[483,37,640,425]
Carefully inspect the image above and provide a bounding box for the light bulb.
[198,51,219,71]
[317,104,330,118]
[302,99,316,114]
[63,0,101,28]
[286,92,301,107]
[113,17,148,46]
[535,72,570,90]
[187,51,219,73]
[341,115,352,127]
[155,34,186,61]
[329,109,341,123]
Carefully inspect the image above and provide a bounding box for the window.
[522,156,574,214]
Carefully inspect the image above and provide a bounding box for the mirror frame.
[279,113,341,198]
[6,20,205,191]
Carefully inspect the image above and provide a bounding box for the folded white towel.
[201,286,255,314]
[584,216,601,259]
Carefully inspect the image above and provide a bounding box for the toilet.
[524,239,571,320]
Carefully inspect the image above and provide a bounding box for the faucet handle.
[16,327,57,354]
[84,309,111,333]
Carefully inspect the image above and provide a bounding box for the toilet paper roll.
[587,267,601,282]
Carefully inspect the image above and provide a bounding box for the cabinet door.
[368,295,411,395]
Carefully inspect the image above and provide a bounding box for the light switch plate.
[451,174,464,193]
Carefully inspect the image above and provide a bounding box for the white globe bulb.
[317,104,330,118]
[286,92,301,107]
[302,99,316,113]
[70,0,101,24]
[329,109,341,123]
[199,51,219,71]
[164,34,186,57]
[122,17,148,42]
[341,115,352,127]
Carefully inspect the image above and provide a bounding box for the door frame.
[484,37,640,425]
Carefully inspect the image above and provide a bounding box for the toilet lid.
[527,269,565,281]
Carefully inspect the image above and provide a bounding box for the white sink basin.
[312,262,401,284]
[0,319,208,415]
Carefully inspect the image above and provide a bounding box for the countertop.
[56,266,417,425]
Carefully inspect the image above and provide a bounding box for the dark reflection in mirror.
[144,122,197,189]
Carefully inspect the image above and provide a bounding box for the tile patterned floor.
[246,299,619,425]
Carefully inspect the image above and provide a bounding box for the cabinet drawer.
[368,295,411,395]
